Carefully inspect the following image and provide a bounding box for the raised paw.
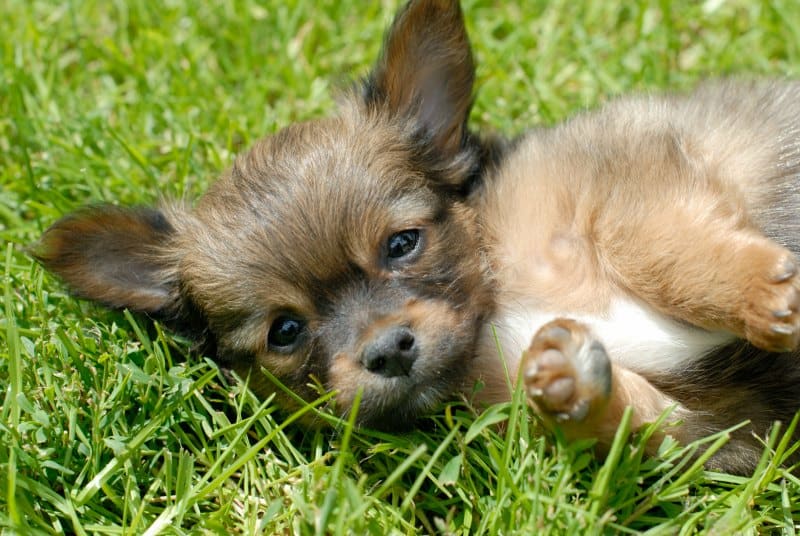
[521,318,611,425]
[741,248,800,352]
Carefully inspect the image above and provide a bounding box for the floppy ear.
[364,0,475,160]
[33,205,180,315]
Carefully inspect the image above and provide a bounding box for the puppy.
[34,0,800,474]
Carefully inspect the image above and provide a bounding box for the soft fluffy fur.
[34,0,800,474]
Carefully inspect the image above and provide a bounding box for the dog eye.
[387,230,420,259]
[267,315,306,351]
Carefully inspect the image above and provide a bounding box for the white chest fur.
[484,298,736,377]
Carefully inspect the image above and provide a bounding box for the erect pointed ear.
[364,0,475,160]
[33,205,180,315]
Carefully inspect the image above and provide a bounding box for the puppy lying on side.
[35,0,800,474]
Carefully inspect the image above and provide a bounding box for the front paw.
[741,249,800,352]
[521,318,611,424]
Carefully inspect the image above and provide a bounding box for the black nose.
[361,326,418,378]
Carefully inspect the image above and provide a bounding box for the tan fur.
[470,81,800,472]
[482,90,800,347]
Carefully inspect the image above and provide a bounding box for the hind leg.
[522,318,778,473]
[521,318,686,450]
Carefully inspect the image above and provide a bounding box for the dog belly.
[483,297,736,379]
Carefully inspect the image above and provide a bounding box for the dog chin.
[354,384,449,431]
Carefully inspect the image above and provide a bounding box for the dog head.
[34,0,498,428]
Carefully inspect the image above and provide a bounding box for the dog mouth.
[351,378,452,431]
[319,303,490,430]
[338,344,474,431]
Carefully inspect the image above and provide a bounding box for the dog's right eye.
[267,315,306,351]
[387,229,420,259]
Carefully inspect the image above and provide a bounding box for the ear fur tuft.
[33,205,179,314]
[363,0,476,164]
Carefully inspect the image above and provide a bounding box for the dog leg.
[521,318,683,449]
[600,196,800,353]
[724,238,800,352]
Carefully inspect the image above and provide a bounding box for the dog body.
[35,0,800,474]
[469,83,800,471]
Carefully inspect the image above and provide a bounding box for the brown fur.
[471,79,800,472]
[33,0,800,474]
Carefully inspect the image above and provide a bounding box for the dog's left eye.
[267,315,306,351]
[387,230,420,259]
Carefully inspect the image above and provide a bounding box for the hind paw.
[521,318,611,424]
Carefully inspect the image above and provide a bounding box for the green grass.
[3,0,800,533]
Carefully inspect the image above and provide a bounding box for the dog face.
[179,112,495,427]
[34,0,498,428]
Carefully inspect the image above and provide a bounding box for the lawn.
[3,0,800,533]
